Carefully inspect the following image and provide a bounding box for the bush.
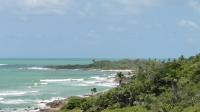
[182,104,200,112]
[81,97,96,111]
[64,96,84,110]
[102,106,151,112]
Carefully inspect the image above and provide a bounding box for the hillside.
[59,54,200,112]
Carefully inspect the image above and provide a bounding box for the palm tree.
[116,72,124,86]
[171,79,179,103]
[91,88,97,96]
[92,59,96,63]
[179,55,185,61]
[128,72,132,76]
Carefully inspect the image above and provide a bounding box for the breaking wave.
[0,91,27,96]
[0,97,4,101]
[0,64,8,66]
[18,66,52,71]
[0,99,28,104]
[40,78,84,83]
[73,75,118,87]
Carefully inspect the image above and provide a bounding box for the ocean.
[0,59,117,112]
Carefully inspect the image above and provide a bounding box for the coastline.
[38,99,66,112]
[37,69,133,112]
[37,90,110,112]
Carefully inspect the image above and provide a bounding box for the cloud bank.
[188,0,200,12]
[0,0,159,15]
[178,19,200,30]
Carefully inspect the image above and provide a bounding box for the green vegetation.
[60,54,200,112]
[46,59,152,70]
[88,59,149,70]
[102,106,150,112]
[91,88,97,96]
[116,72,125,86]
[61,96,85,110]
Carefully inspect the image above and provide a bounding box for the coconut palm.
[116,72,124,86]
[91,88,97,96]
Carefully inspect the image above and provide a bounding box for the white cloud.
[188,0,200,12]
[19,0,70,14]
[178,19,200,30]
[0,0,160,15]
[21,0,67,8]
[103,0,160,15]
[0,0,71,15]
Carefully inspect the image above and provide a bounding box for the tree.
[179,55,185,61]
[91,88,97,96]
[92,59,96,63]
[116,72,125,86]
[171,79,179,103]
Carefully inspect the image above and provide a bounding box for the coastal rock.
[38,99,66,112]
[46,100,65,108]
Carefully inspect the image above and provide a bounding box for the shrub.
[64,96,84,110]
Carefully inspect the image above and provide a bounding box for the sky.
[0,0,200,58]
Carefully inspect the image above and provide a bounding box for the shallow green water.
[0,59,117,112]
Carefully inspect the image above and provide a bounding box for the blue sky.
[0,0,200,58]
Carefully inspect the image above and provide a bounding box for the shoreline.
[38,99,67,112]
[34,69,134,112]
[0,69,134,112]
[37,90,110,112]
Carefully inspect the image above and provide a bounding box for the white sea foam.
[96,83,118,87]
[71,78,84,81]
[50,97,65,102]
[101,69,133,72]
[40,82,48,85]
[91,75,115,82]
[27,67,51,71]
[30,91,38,93]
[37,97,65,109]
[40,78,84,83]
[0,99,28,104]
[0,64,8,66]
[75,82,117,87]
[91,76,107,81]
[34,83,38,87]
[0,97,4,100]
[75,75,118,87]
[0,91,27,96]
[1,108,39,112]
[75,83,91,87]
[19,66,52,71]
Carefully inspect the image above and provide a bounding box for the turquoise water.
[0,59,117,112]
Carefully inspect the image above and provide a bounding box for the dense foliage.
[46,59,151,70]
[60,54,200,112]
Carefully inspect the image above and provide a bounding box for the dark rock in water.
[38,109,49,112]
[34,108,39,110]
